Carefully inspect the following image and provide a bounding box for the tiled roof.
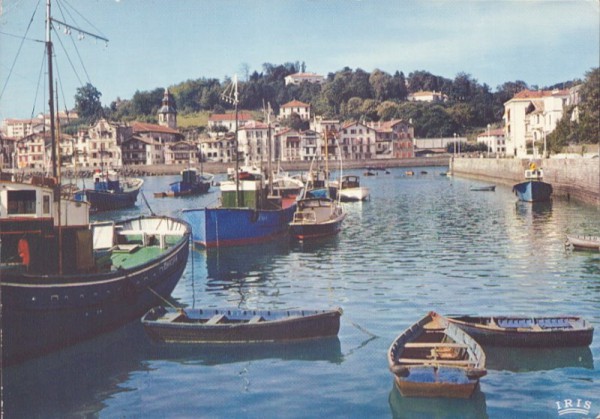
[241,121,268,130]
[130,121,179,135]
[209,112,253,122]
[281,100,310,108]
[512,89,569,99]
[478,128,505,137]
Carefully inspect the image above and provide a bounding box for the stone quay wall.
[451,157,600,206]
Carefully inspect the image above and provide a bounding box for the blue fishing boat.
[0,1,191,367]
[155,168,213,198]
[512,163,552,202]
[75,169,144,211]
[182,167,297,248]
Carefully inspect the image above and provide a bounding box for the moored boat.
[445,315,594,347]
[387,312,486,399]
[512,163,552,202]
[0,176,191,365]
[75,169,143,211]
[329,175,370,202]
[142,306,343,343]
[565,234,600,252]
[154,168,213,198]
[182,167,297,248]
[289,197,346,240]
[470,185,496,192]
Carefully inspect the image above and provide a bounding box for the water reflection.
[388,383,488,419]
[485,346,594,372]
[3,321,343,417]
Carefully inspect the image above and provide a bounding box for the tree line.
[73,63,598,149]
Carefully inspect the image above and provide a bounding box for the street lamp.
[453,133,457,157]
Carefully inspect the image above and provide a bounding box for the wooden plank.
[206,314,226,325]
[404,343,468,349]
[398,358,475,366]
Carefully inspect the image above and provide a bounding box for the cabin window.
[43,195,50,214]
[7,190,36,215]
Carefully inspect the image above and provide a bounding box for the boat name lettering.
[159,255,177,273]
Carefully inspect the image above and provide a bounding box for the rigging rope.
[0,0,42,103]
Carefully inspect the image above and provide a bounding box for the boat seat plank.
[206,314,227,325]
[160,311,185,323]
[397,358,475,366]
[248,315,264,324]
[404,343,468,348]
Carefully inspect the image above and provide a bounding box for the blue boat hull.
[0,221,190,366]
[512,181,553,202]
[182,205,297,248]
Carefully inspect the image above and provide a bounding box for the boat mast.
[222,75,240,206]
[266,102,273,197]
[46,0,57,180]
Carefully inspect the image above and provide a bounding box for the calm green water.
[4,167,600,418]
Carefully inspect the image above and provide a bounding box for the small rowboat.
[565,235,600,252]
[387,312,486,399]
[142,306,342,344]
[470,185,496,192]
[444,315,594,347]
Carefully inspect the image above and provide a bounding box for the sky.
[0,0,598,121]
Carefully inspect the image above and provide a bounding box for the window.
[43,194,50,214]
[7,190,36,215]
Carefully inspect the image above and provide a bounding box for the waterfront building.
[121,135,164,166]
[164,141,198,165]
[503,88,573,158]
[477,128,506,155]
[3,118,46,139]
[15,132,50,169]
[238,120,269,165]
[338,121,376,160]
[199,133,235,163]
[368,119,415,159]
[284,72,325,86]
[279,100,311,121]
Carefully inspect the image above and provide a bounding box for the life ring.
[529,162,537,171]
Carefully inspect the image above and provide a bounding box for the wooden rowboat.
[565,235,600,252]
[142,306,342,343]
[444,315,594,347]
[387,312,486,399]
[470,185,496,192]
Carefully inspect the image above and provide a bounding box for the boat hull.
[566,235,600,251]
[512,181,552,202]
[446,316,594,347]
[182,205,297,248]
[78,187,141,211]
[289,216,345,240]
[394,369,479,399]
[0,217,190,366]
[387,312,486,399]
[142,307,342,343]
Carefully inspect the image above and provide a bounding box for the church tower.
[158,88,177,129]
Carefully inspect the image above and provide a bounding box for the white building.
[279,100,311,121]
[407,91,447,103]
[477,128,506,155]
[503,88,572,158]
[284,72,325,86]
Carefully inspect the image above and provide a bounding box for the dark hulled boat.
[154,168,212,198]
[74,169,143,211]
[444,315,594,347]
[142,306,342,343]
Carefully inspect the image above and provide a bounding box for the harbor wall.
[451,157,600,206]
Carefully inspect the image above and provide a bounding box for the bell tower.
[158,88,177,129]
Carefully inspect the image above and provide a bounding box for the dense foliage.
[80,62,596,145]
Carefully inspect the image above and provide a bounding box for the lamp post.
[487,124,491,158]
[453,133,457,157]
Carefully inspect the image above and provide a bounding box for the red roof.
[478,128,505,137]
[241,120,268,130]
[209,112,253,122]
[281,100,310,108]
[130,121,179,135]
[512,89,569,99]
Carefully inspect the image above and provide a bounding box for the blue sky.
[1,0,598,121]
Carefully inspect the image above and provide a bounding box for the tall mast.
[46,0,57,179]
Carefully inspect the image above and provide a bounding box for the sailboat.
[289,131,346,240]
[181,78,297,248]
[0,0,191,366]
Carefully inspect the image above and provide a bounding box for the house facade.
[477,128,506,155]
[338,121,376,160]
[503,88,572,157]
[208,112,253,133]
[121,135,164,166]
[284,72,325,86]
[407,91,447,103]
[164,141,198,165]
[279,100,311,121]
[368,119,414,158]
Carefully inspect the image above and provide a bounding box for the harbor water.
[3,167,599,418]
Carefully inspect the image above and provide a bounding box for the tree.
[74,83,103,123]
[577,67,600,144]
